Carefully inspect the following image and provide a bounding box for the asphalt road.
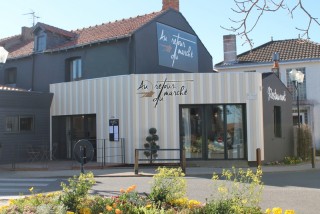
[1,170,320,213]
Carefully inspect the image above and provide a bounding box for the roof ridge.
[71,11,163,33]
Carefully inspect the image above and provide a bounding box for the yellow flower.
[66,212,75,214]
[285,210,295,214]
[272,207,283,214]
[106,205,113,211]
[146,204,152,209]
[115,208,123,214]
[265,208,271,214]
[29,187,34,192]
[188,199,202,209]
[83,207,91,214]
[112,203,117,208]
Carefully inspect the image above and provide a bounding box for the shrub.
[297,124,312,160]
[149,167,186,206]
[208,166,264,214]
[59,172,96,212]
[283,156,303,165]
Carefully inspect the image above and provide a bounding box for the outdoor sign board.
[157,23,198,72]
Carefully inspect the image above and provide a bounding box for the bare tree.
[222,0,320,48]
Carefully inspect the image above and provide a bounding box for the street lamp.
[0,46,9,70]
[289,68,305,128]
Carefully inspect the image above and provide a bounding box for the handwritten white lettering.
[268,87,286,101]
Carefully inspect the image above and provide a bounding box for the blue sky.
[1,0,318,64]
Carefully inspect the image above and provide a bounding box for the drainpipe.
[31,53,35,91]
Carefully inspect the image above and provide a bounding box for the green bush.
[149,167,186,206]
[297,124,312,160]
[208,166,264,214]
[59,172,96,212]
[283,156,303,165]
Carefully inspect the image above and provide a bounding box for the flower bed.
[0,167,295,214]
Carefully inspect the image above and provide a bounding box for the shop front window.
[180,104,246,160]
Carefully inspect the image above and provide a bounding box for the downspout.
[31,52,35,91]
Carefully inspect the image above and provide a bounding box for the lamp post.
[289,68,304,128]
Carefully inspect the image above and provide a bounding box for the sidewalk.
[0,160,319,179]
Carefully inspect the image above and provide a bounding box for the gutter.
[215,58,320,70]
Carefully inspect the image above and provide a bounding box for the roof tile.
[1,10,164,59]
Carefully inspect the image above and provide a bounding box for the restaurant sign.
[137,78,193,107]
[157,22,198,72]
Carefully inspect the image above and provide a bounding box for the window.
[286,68,306,100]
[68,58,82,81]
[5,115,34,132]
[180,104,246,160]
[274,106,282,137]
[36,35,46,52]
[4,68,17,85]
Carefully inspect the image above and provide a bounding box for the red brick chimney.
[162,0,179,11]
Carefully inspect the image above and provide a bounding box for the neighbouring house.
[215,35,320,150]
[0,1,293,166]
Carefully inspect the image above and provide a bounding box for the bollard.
[311,147,315,169]
[134,149,139,175]
[256,148,261,167]
[181,149,186,174]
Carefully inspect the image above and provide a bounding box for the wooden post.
[181,149,186,174]
[311,147,315,169]
[256,148,261,167]
[134,149,139,175]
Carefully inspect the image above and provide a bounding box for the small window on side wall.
[4,68,17,86]
[274,106,282,137]
[66,58,82,81]
[5,115,34,133]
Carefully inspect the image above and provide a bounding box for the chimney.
[223,35,237,64]
[21,27,33,41]
[162,0,179,11]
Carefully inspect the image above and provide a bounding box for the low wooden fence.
[134,148,186,174]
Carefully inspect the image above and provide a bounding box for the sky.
[0,0,319,64]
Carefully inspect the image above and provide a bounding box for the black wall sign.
[157,22,198,72]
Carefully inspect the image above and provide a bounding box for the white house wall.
[217,60,320,149]
[50,73,264,163]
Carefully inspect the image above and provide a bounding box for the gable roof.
[0,10,165,60]
[216,39,320,67]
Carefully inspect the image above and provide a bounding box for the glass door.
[180,107,204,159]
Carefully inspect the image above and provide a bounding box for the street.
[1,169,320,213]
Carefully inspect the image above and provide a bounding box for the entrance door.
[52,114,96,160]
[180,107,204,158]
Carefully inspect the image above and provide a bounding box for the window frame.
[4,67,17,85]
[67,57,82,81]
[5,115,35,133]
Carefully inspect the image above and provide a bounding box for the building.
[215,35,320,150]
[0,1,293,165]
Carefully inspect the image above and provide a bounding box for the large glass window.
[5,115,34,133]
[180,104,246,160]
[181,107,203,158]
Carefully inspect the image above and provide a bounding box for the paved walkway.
[0,159,319,178]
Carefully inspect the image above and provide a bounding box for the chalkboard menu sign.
[157,23,198,72]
